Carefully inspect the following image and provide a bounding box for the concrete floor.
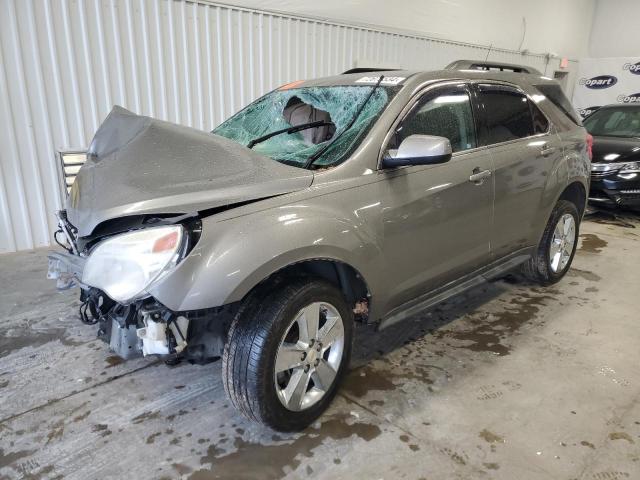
[1,210,639,480]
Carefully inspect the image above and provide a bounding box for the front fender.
[148,205,382,311]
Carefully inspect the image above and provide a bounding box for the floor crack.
[0,360,160,425]
[338,391,419,439]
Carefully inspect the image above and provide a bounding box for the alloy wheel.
[274,302,345,411]
[549,213,576,273]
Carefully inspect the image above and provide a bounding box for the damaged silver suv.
[49,61,590,431]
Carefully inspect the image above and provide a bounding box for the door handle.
[469,168,492,184]
[540,145,556,157]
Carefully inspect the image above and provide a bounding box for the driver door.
[376,83,494,310]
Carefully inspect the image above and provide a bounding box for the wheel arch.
[230,255,372,319]
[531,177,588,251]
[557,180,587,218]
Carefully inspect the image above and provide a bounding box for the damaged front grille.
[52,208,223,363]
[81,289,189,361]
[80,287,229,363]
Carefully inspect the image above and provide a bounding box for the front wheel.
[522,199,580,285]
[222,277,353,431]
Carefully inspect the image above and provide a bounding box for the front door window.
[386,85,477,155]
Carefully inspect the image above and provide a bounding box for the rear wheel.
[222,277,353,431]
[522,200,580,285]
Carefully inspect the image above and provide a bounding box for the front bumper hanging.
[47,250,86,290]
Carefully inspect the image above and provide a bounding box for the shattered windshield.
[213,85,394,168]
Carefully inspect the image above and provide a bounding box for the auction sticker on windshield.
[355,76,406,85]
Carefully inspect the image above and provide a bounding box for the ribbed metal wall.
[0,0,575,253]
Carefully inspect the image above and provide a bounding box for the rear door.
[472,82,561,259]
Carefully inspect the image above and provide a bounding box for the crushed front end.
[47,210,232,363]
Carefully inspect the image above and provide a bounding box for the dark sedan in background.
[584,104,640,209]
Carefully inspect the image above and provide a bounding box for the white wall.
[224,0,596,59]
[0,0,584,254]
[589,0,640,58]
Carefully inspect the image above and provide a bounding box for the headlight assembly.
[618,162,640,179]
[83,225,185,304]
[619,161,640,173]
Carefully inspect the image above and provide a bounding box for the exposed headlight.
[619,161,640,173]
[618,162,640,179]
[83,225,185,303]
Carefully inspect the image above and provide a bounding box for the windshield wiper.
[247,120,334,149]
[303,75,385,169]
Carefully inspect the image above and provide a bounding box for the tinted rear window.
[534,84,582,125]
[478,85,534,144]
[530,101,549,134]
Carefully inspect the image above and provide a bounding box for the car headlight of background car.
[618,162,640,180]
[82,225,185,304]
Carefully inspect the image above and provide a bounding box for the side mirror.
[382,134,452,168]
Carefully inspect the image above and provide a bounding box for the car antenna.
[303,75,385,169]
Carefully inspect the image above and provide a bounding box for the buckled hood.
[67,107,314,237]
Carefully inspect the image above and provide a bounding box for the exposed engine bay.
[48,210,234,364]
[80,289,231,363]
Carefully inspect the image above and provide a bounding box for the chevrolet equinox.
[48,61,590,431]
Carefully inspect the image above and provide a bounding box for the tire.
[522,199,580,285]
[222,277,353,431]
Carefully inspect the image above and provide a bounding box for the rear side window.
[530,102,549,134]
[534,84,582,125]
[477,84,535,144]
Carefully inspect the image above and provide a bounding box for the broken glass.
[213,86,392,168]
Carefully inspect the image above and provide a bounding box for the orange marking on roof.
[278,80,305,91]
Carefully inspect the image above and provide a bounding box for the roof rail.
[342,67,401,74]
[445,60,542,75]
